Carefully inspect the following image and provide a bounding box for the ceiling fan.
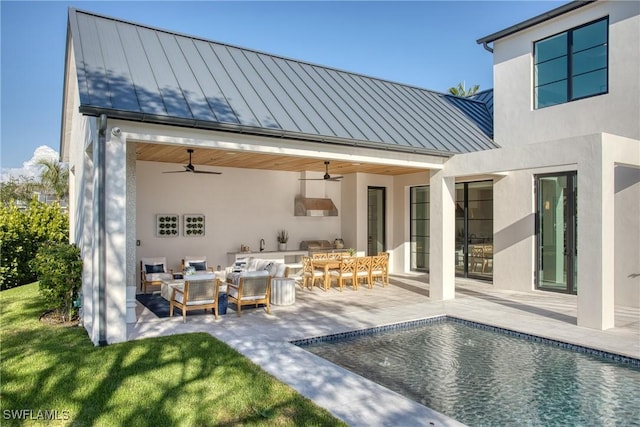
[299,161,343,182]
[163,149,222,175]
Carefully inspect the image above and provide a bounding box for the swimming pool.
[294,316,640,426]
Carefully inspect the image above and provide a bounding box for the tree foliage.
[36,158,69,203]
[448,82,480,97]
[0,175,40,207]
[0,200,69,290]
[32,241,82,321]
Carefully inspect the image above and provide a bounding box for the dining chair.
[301,256,324,290]
[330,256,357,291]
[377,252,390,285]
[370,255,388,287]
[355,256,372,289]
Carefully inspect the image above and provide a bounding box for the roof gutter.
[97,114,108,346]
[480,42,494,53]
[476,1,596,47]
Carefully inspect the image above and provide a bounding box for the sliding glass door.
[367,187,386,256]
[455,181,494,280]
[536,172,577,294]
[410,182,493,279]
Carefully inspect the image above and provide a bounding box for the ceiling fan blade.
[327,176,343,181]
[193,170,222,175]
[163,170,189,174]
[298,177,325,181]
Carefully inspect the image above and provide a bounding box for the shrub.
[0,200,68,289]
[32,242,82,322]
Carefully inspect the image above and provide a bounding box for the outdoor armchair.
[227,271,272,317]
[140,257,173,294]
[182,256,215,273]
[169,278,221,322]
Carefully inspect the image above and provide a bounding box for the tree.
[0,175,39,207]
[448,82,480,97]
[35,158,69,203]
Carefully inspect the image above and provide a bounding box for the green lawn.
[0,283,345,426]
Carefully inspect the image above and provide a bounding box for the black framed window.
[410,186,429,272]
[534,17,608,109]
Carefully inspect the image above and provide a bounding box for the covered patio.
[129,275,640,426]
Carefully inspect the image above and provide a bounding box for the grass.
[0,283,346,426]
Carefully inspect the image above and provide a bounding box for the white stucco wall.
[135,160,342,276]
[614,165,640,306]
[492,165,577,293]
[492,1,640,147]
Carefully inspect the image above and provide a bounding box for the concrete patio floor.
[129,274,640,426]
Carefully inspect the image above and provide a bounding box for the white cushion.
[275,263,287,277]
[145,272,173,282]
[236,295,265,301]
[185,299,214,306]
[187,272,215,280]
[228,287,238,298]
[239,270,269,278]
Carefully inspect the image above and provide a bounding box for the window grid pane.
[572,69,607,99]
[534,17,607,109]
[410,186,430,272]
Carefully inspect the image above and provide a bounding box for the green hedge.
[0,200,69,290]
[32,241,82,321]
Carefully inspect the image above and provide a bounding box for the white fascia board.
[110,120,447,171]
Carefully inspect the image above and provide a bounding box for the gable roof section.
[470,89,494,117]
[67,8,496,156]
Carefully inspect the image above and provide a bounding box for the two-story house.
[61,1,638,345]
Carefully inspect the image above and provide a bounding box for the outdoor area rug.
[136,293,228,318]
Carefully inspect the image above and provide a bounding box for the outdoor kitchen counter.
[226,250,308,270]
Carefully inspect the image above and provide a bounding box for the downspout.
[97,114,107,346]
[481,41,494,53]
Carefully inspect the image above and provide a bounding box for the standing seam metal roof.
[68,8,496,156]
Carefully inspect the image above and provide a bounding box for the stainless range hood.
[294,196,338,216]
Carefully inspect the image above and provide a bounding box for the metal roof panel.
[68,9,497,156]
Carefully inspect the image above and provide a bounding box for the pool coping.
[291,314,640,367]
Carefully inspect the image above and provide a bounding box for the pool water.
[296,318,640,426]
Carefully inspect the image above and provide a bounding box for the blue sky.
[1,0,568,177]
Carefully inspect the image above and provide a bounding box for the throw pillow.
[145,264,164,274]
[190,261,207,271]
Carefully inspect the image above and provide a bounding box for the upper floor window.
[534,17,608,109]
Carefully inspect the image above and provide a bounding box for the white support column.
[577,143,615,330]
[125,140,137,324]
[105,129,128,343]
[429,170,456,300]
